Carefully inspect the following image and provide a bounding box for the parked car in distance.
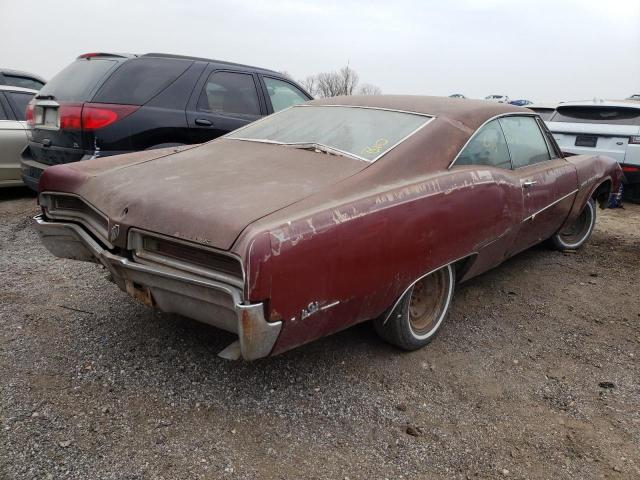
[485,94,509,103]
[0,86,38,187]
[21,52,312,190]
[449,93,466,99]
[527,102,557,121]
[509,99,533,106]
[0,69,46,90]
[545,100,640,189]
[627,94,640,101]
[34,96,622,360]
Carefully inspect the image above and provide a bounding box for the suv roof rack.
[142,53,278,74]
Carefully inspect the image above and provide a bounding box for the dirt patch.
[1,187,638,479]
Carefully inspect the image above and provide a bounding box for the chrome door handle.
[523,180,538,188]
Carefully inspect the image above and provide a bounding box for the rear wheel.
[550,199,596,250]
[374,264,455,350]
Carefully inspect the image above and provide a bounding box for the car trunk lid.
[64,139,368,250]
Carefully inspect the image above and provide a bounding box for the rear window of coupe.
[226,105,430,161]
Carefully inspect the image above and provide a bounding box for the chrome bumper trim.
[33,214,281,360]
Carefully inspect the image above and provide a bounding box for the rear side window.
[264,77,309,112]
[3,75,44,90]
[551,107,640,125]
[499,116,551,168]
[197,71,260,116]
[38,59,118,101]
[455,119,511,168]
[0,100,7,120]
[6,91,35,120]
[93,57,192,105]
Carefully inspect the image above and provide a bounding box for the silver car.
[0,85,37,187]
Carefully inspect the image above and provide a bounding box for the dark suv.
[21,53,312,190]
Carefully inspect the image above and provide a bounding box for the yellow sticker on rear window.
[362,138,389,156]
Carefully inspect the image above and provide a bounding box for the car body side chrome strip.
[523,189,578,222]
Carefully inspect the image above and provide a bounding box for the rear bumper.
[33,214,281,360]
[621,169,640,185]
[21,158,46,191]
[21,146,131,191]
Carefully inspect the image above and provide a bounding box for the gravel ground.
[1,186,639,480]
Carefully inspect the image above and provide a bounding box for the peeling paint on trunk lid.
[68,139,367,249]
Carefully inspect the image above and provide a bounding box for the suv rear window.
[6,91,35,120]
[3,75,44,90]
[38,59,118,102]
[92,57,192,105]
[550,106,640,125]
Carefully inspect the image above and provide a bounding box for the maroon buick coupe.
[35,96,623,360]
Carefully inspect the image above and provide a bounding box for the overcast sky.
[3,0,639,102]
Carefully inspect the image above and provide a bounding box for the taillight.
[54,102,139,131]
[622,165,640,172]
[81,103,139,130]
[629,136,640,145]
[59,103,83,130]
[25,101,35,126]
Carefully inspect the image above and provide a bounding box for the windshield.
[226,105,431,161]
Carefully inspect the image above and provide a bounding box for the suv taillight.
[59,103,83,129]
[56,102,139,131]
[81,103,139,130]
[629,136,640,145]
[25,101,35,126]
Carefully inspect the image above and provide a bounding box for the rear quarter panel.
[243,168,523,355]
[559,154,622,231]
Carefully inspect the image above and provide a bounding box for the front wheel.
[374,264,455,350]
[550,198,596,250]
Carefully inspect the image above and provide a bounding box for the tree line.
[282,66,382,98]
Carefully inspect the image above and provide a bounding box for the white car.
[545,100,640,187]
[485,94,509,103]
[0,85,37,187]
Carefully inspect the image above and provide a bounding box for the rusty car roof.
[307,95,527,130]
